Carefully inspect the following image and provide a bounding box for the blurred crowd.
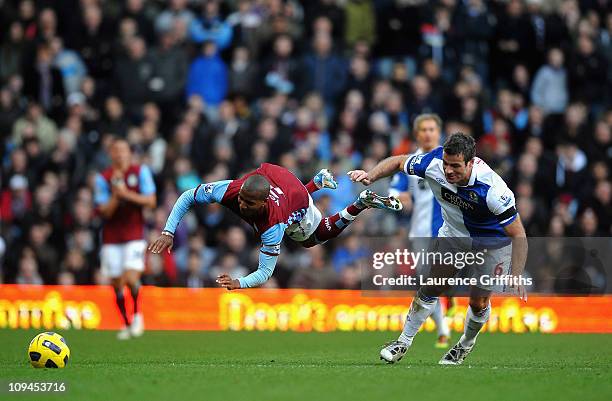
[0,0,610,291]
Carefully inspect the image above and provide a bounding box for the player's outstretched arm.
[149,180,232,254]
[503,216,528,302]
[148,188,196,254]
[216,251,278,290]
[348,155,408,185]
[216,224,284,290]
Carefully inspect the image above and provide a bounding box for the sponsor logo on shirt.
[441,187,475,210]
[127,173,138,187]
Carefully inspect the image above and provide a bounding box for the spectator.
[23,43,66,121]
[149,30,188,120]
[344,0,376,49]
[11,102,58,153]
[1,174,32,228]
[189,0,233,50]
[0,22,27,83]
[531,48,568,114]
[229,46,258,99]
[16,249,43,285]
[289,246,337,289]
[50,37,88,96]
[121,0,155,45]
[569,35,607,109]
[179,251,209,288]
[300,32,347,106]
[0,88,22,146]
[113,36,154,119]
[155,0,195,36]
[71,5,114,82]
[260,35,298,96]
[186,41,228,116]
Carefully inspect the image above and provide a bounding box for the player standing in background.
[148,164,401,290]
[389,114,451,349]
[350,133,527,365]
[95,139,157,340]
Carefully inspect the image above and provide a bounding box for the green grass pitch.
[1,330,611,401]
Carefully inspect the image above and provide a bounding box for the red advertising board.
[1,285,611,333]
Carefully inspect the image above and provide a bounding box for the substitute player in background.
[350,133,527,365]
[149,164,401,289]
[389,114,450,349]
[95,139,156,340]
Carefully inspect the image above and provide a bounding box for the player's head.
[413,114,442,152]
[238,175,270,218]
[442,133,475,185]
[110,138,132,168]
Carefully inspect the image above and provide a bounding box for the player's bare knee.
[469,297,489,313]
[125,270,141,286]
[111,278,123,291]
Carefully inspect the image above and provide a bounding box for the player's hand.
[347,170,372,185]
[112,183,129,199]
[216,274,240,290]
[148,233,174,254]
[111,169,124,181]
[111,170,128,198]
[509,276,527,302]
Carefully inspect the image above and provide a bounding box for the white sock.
[459,302,491,348]
[398,290,438,345]
[431,300,450,337]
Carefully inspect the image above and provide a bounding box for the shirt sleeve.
[486,181,518,227]
[403,147,442,178]
[139,165,156,195]
[163,180,232,234]
[238,223,286,288]
[94,174,110,206]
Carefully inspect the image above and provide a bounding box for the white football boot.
[359,190,403,211]
[439,342,474,365]
[130,313,144,337]
[380,340,409,363]
[117,326,131,340]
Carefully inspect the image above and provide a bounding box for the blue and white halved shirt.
[403,146,517,239]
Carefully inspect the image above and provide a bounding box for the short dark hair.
[242,174,270,200]
[443,132,475,163]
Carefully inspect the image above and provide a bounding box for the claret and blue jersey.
[403,147,518,239]
[163,163,311,289]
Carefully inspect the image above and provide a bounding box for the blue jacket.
[186,54,228,106]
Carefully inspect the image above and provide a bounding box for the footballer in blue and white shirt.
[349,133,527,366]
